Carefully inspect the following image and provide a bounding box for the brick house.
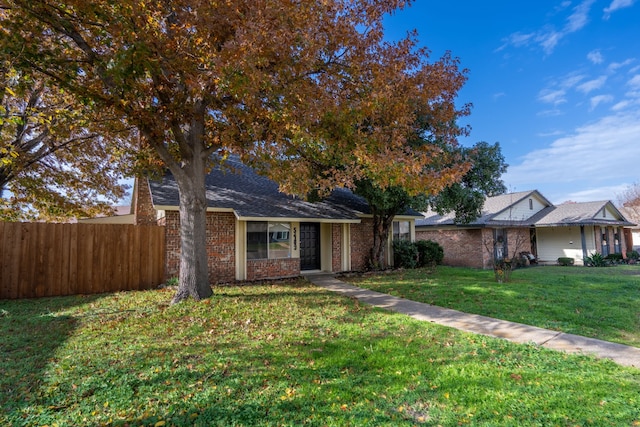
[416,190,635,268]
[133,157,420,282]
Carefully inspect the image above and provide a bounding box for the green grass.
[346,265,640,347]
[1,280,640,426]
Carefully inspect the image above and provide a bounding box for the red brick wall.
[416,228,485,268]
[246,258,300,281]
[416,227,533,269]
[133,178,158,226]
[350,218,374,271]
[164,211,236,283]
[332,224,342,272]
[505,228,532,260]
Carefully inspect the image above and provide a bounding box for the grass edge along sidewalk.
[308,274,640,368]
[341,265,640,348]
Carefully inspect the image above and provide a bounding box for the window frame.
[392,220,411,242]
[247,221,292,260]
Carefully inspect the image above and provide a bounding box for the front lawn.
[345,265,640,347]
[1,281,640,426]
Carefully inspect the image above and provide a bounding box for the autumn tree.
[0,65,130,220]
[353,140,507,269]
[1,0,470,302]
[352,120,470,270]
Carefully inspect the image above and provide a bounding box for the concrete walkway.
[307,274,640,369]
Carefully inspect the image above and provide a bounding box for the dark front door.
[300,223,321,270]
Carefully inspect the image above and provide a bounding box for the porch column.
[580,225,588,261]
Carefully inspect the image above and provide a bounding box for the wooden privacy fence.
[0,222,165,299]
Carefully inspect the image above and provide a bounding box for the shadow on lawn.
[0,295,102,418]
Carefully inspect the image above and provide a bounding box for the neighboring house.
[620,205,640,252]
[416,190,635,268]
[132,157,420,282]
[78,206,135,224]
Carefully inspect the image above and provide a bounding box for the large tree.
[1,0,469,302]
[1,65,131,220]
[430,141,508,224]
[355,141,507,269]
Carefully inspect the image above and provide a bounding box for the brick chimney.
[133,177,158,226]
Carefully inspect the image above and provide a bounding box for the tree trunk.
[370,212,394,270]
[170,160,213,304]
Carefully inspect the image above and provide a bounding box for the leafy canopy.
[0,65,131,221]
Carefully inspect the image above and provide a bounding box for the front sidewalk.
[308,274,640,368]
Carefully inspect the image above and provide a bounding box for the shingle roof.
[148,157,420,221]
[416,191,634,228]
[535,201,635,227]
[620,206,640,229]
[416,190,549,227]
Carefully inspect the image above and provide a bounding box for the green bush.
[557,257,575,266]
[392,240,418,269]
[626,250,639,261]
[415,240,444,267]
[605,253,623,264]
[584,253,609,267]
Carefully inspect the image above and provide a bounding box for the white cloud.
[612,98,640,110]
[538,88,567,105]
[577,76,607,93]
[608,58,635,73]
[589,94,614,110]
[562,185,630,203]
[537,130,566,137]
[537,30,562,54]
[504,109,640,202]
[500,0,596,55]
[560,73,587,88]
[603,0,636,19]
[566,0,595,32]
[628,74,640,89]
[587,50,604,64]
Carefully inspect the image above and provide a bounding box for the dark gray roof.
[148,157,420,221]
[416,191,634,228]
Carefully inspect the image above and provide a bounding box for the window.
[247,221,291,260]
[393,221,411,241]
[601,227,609,256]
[494,228,507,260]
[529,198,533,210]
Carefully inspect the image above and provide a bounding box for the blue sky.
[383,0,640,204]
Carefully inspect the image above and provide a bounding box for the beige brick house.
[416,190,635,268]
[132,157,420,282]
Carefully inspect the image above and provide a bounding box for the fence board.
[0,222,165,299]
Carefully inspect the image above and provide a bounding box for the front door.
[300,223,321,270]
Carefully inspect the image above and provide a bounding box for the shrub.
[415,240,444,267]
[605,253,623,264]
[392,240,418,269]
[626,250,639,261]
[557,257,575,266]
[584,253,609,267]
